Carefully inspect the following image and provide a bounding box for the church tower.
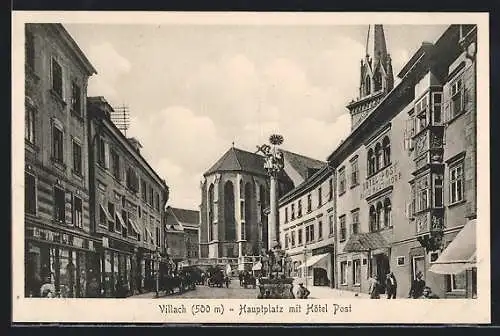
[347,24,394,130]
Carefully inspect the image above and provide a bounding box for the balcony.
[412,127,445,175]
[415,208,445,252]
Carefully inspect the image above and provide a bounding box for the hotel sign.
[361,161,402,199]
[29,226,96,251]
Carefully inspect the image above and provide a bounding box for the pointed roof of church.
[203,146,326,180]
[366,24,389,67]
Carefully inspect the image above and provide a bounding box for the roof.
[343,232,389,253]
[279,164,332,206]
[204,146,325,179]
[166,206,200,231]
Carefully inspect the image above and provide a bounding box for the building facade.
[327,24,477,298]
[87,96,169,297]
[278,165,336,288]
[164,206,200,269]
[199,146,325,272]
[24,23,98,298]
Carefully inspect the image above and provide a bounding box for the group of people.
[368,271,439,299]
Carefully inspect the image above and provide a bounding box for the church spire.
[366,24,388,67]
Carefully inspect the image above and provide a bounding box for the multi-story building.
[24,23,97,298]
[327,24,477,298]
[199,146,325,272]
[164,206,200,269]
[278,164,337,288]
[87,96,169,297]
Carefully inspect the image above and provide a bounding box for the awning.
[298,253,329,269]
[115,211,127,229]
[429,219,476,275]
[146,227,155,244]
[343,232,389,253]
[252,261,262,271]
[100,204,113,222]
[129,218,140,235]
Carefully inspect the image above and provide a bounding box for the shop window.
[339,215,346,241]
[72,140,82,176]
[318,220,323,240]
[73,196,83,229]
[350,159,359,187]
[52,124,64,163]
[449,162,464,205]
[25,106,36,144]
[25,172,37,215]
[71,81,81,116]
[25,28,35,71]
[51,58,63,98]
[340,261,348,285]
[447,271,467,292]
[54,186,65,222]
[297,200,302,217]
[338,167,346,195]
[317,187,322,207]
[59,249,77,298]
[351,209,360,234]
[328,214,334,236]
[352,259,361,285]
[433,174,444,207]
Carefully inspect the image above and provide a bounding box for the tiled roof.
[170,207,200,228]
[343,232,389,253]
[281,149,326,180]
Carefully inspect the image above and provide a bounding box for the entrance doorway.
[313,268,329,286]
[372,253,390,294]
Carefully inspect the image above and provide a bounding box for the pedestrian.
[238,272,243,287]
[385,272,397,299]
[368,274,381,299]
[86,276,100,298]
[225,275,230,288]
[298,283,310,299]
[419,286,440,299]
[408,271,426,299]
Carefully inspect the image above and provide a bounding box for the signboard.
[29,226,96,251]
[361,161,402,199]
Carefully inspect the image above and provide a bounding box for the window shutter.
[104,142,110,169]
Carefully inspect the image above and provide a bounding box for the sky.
[64,23,447,210]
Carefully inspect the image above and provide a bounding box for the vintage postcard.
[12,11,490,324]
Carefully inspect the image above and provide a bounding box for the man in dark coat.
[385,272,397,299]
[408,271,426,299]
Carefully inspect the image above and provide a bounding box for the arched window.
[382,136,391,167]
[244,182,253,241]
[369,205,377,232]
[375,143,383,172]
[224,181,236,241]
[367,148,375,176]
[376,201,384,230]
[374,70,382,92]
[384,198,392,228]
[208,184,214,241]
[365,76,371,96]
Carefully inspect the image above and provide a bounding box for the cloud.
[86,42,132,102]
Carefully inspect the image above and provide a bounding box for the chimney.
[127,137,143,153]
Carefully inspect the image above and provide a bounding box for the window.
[51,58,63,98]
[407,183,416,219]
[291,203,295,220]
[328,178,333,200]
[111,150,120,180]
[241,221,246,240]
[297,200,302,217]
[99,205,107,227]
[25,28,35,70]
[121,210,128,237]
[397,256,405,266]
[376,201,384,229]
[126,167,139,193]
[351,210,359,234]
[433,174,444,207]
[71,81,81,116]
[367,148,375,175]
[416,176,430,212]
[369,205,378,232]
[298,228,303,245]
[107,202,115,232]
[429,251,440,263]
[375,143,383,171]
[54,186,65,222]
[317,187,322,207]
[415,95,429,133]
[449,163,464,204]
[432,92,443,124]
[352,259,361,285]
[350,159,359,186]
[284,233,289,249]
[382,137,391,167]
[318,220,323,240]
[25,172,37,215]
[291,230,296,247]
[52,125,64,163]
[448,271,467,291]
[383,198,392,228]
[72,140,82,176]
[338,167,346,194]
[149,186,154,205]
[340,261,348,285]
[307,194,312,212]
[155,193,160,211]
[450,78,464,119]
[25,106,35,144]
[141,180,147,202]
[73,196,83,228]
[305,225,312,243]
[97,137,105,167]
[328,214,334,236]
[284,207,288,223]
[339,215,346,241]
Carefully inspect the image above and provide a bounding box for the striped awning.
[115,211,127,229]
[129,219,140,235]
[146,227,155,244]
[100,204,113,222]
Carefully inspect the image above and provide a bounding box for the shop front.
[25,225,100,298]
[99,237,135,298]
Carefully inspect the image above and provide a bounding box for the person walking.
[368,274,381,299]
[385,272,397,299]
[408,271,426,299]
